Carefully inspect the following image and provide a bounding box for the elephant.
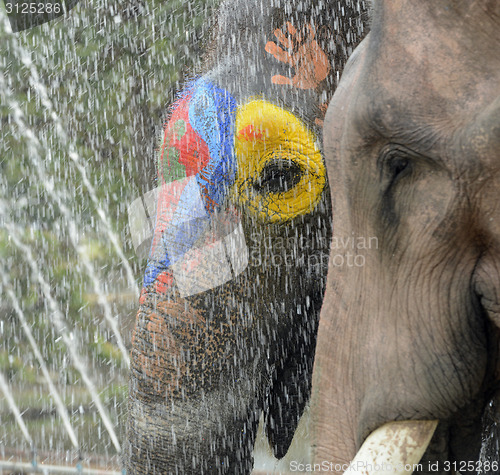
[124,1,368,473]
[311,1,500,474]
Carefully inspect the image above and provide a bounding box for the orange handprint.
[265,21,331,90]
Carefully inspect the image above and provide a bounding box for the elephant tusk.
[343,420,438,475]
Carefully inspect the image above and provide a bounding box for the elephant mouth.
[344,312,500,474]
[350,391,500,475]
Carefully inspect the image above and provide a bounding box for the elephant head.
[312,1,500,472]
[125,1,367,473]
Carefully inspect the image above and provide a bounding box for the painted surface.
[234,100,325,222]
[142,89,324,296]
[142,79,237,291]
[265,22,330,90]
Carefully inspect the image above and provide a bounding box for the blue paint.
[189,79,237,212]
[143,259,167,288]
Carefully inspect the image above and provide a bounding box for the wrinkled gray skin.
[125,1,368,474]
[312,1,500,474]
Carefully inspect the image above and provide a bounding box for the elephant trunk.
[124,289,264,474]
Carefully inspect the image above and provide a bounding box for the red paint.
[139,288,147,305]
[154,271,174,294]
[160,93,211,181]
[237,124,264,141]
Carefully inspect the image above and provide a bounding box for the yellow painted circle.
[234,100,326,222]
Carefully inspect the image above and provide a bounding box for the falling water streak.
[1,220,122,453]
[1,272,80,449]
[0,371,33,447]
[0,11,140,299]
[0,66,130,368]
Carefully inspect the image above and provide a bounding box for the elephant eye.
[378,146,414,190]
[253,160,303,194]
[389,157,410,178]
